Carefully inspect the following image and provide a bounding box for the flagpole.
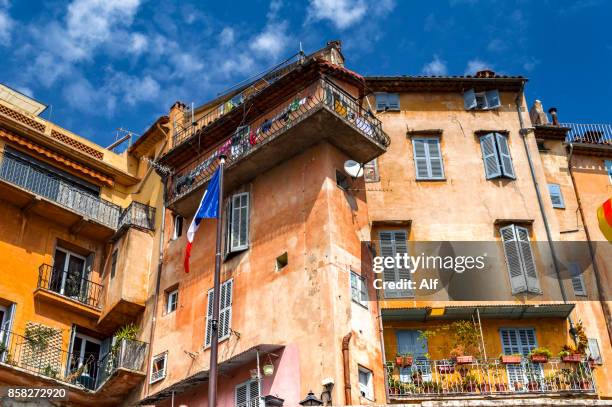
[208,154,225,407]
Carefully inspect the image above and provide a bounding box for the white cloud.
[487,38,507,53]
[128,32,148,55]
[422,55,447,76]
[307,0,368,30]
[465,59,492,75]
[250,21,290,58]
[0,8,13,46]
[219,27,235,47]
[106,73,160,106]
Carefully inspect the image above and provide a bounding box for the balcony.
[34,263,102,317]
[116,201,156,234]
[386,357,596,400]
[0,329,146,404]
[0,149,120,235]
[168,78,389,215]
[561,122,612,149]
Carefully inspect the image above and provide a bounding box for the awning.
[381,303,575,322]
[0,128,114,186]
[139,344,284,405]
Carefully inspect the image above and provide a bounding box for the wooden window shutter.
[219,279,233,340]
[375,93,388,111]
[480,133,502,179]
[229,192,249,252]
[515,226,540,293]
[413,139,430,179]
[387,93,400,111]
[464,89,477,110]
[500,225,528,294]
[378,230,411,298]
[495,133,516,179]
[427,138,444,179]
[485,90,501,109]
[235,382,248,406]
[205,289,214,347]
[569,262,586,296]
[249,379,260,405]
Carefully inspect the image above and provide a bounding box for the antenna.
[107,128,138,152]
[344,160,364,179]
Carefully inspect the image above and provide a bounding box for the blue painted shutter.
[485,90,501,109]
[570,262,586,296]
[500,225,528,294]
[500,328,539,389]
[464,89,477,110]
[413,139,430,179]
[387,93,400,111]
[515,226,540,294]
[378,231,411,298]
[480,133,502,179]
[495,133,516,179]
[375,93,388,111]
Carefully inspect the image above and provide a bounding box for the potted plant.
[422,381,441,394]
[402,353,414,367]
[499,353,522,364]
[543,372,561,391]
[395,353,404,367]
[411,369,423,385]
[559,347,582,363]
[401,382,417,395]
[495,382,509,392]
[525,365,541,391]
[529,347,552,363]
[388,378,399,395]
[462,372,480,392]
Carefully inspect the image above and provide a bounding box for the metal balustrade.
[170,78,389,202]
[0,150,120,228]
[0,329,147,391]
[561,122,612,146]
[386,357,596,398]
[117,201,156,232]
[37,263,103,309]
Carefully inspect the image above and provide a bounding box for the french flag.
[184,167,221,273]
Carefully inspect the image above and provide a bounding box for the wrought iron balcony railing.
[37,263,103,309]
[0,150,120,228]
[0,329,147,391]
[170,78,389,202]
[117,201,156,232]
[561,122,612,146]
[387,357,596,398]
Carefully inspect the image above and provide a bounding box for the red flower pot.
[562,354,582,363]
[395,356,403,366]
[500,355,521,364]
[403,356,413,367]
[579,380,592,390]
[495,383,508,392]
[456,355,474,365]
[527,381,540,391]
[530,355,548,363]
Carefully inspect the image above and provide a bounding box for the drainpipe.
[342,332,352,405]
[567,144,612,344]
[514,84,574,329]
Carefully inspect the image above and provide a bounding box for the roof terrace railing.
[561,122,612,146]
[169,78,389,203]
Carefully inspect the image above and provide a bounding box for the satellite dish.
[344,160,363,178]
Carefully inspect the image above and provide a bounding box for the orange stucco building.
[0,40,610,407]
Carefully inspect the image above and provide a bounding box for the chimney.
[548,107,559,126]
[475,69,496,78]
[529,100,549,126]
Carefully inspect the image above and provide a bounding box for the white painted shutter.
[480,133,502,179]
[236,382,248,406]
[248,379,260,406]
[375,93,388,111]
[485,90,501,109]
[413,139,430,179]
[230,193,249,252]
[387,93,400,111]
[378,230,411,298]
[569,262,586,296]
[548,184,564,208]
[205,289,214,347]
[235,380,259,407]
[463,89,477,110]
[219,279,233,340]
[515,226,540,293]
[500,225,528,294]
[495,133,516,179]
[363,159,379,182]
[427,139,444,179]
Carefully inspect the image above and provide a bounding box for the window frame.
[412,137,445,180]
[172,214,183,240]
[375,92,400,112]
[547,183,565,209]
[149,351,168,384]
[166,288,179,314]
[350,270,368,308]
[588,338,602,364]
[358,365,374,401]
[464,89,501,110]
[110,249,118,279]
[569,262,586,297]
[226,192,250,254]
[479,132,516,180]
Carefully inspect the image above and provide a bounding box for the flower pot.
[456,355,474,365]
[481,383,492,393]
[500,355,522,364]
[395,356,404,366]
[463,383,479,392]
[263,364,274,376]
[389,387,398,395]
[527,381,540,391]
[437,365,455,374]
[562,354,582,363]
[495,383,508,392]
[403,356,414,367]
[530,355,548,363]
[579,380,591,390]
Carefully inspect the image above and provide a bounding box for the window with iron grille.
[205,279,233,348]
[350,270,368,308]
[150,352,167,383]
[479,132,515,179]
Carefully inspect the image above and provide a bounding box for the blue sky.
[0,0,610,147]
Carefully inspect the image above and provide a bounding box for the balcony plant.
[400,382,417,395]
[543,371,562,391]
[388,378,400,395]
[558,346,583,363]
[421,320,481,365]
[529,347,552,363]
[421,381,441,394]
[24,325,56,352]
[462,372,480,392]
[525,364,541,391]
[499,353,522,364]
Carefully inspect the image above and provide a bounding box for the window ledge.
[415,178,446,182]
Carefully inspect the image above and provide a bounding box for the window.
[275,252,288,272]
[226,193,249,253]
[235,379,259,407]
[205,279,233,347]
[150,352,167,383]
[364,159,379,182]
[350,270,368,307]
[68,330,101,387]
[500,328,542,390]
[479,132,516,179]
[336,170,350,190]
[500,224,541,295]
[588,338,602,364]
[375,92,400,111]
[166,288,179,313]
[569,262,586,296]
[396,330,431,382]
[464,89,501,110]
[358,366,374,400]
[413,138,444,180]
[0,303,15,351]
[110,249,118,279]
[173,214,183,240]
[378,230,412,298]
[548,184,565,208]
[605,160,612,185]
